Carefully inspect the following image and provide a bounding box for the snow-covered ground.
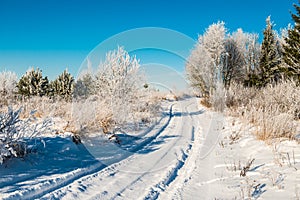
[1,97,300,199]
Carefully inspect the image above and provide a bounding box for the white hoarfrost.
[0,71,18,102]
[0,98,299,199]
[95,46,142,126]
[72,47,160,134]
[0,107,52,164]
[186,21,226,96]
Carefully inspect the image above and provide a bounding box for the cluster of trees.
[186,2,300,99]
[17,68,74,100]
[0,68,75,102]
[0,47,156,164]
[0,47,157,133]
[73,47,154,129]
[0,46,147,106]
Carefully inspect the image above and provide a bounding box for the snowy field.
[1,97,300,199]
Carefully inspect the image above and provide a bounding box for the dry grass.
[0,91,161,136]
[226,81,300,141]
[200,97,212,108]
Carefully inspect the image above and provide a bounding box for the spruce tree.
[258,16,281,86]
[283,1,300,83]
[17,68,49,97]
[51,69,74,100]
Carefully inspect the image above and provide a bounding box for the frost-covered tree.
[95,47,148,129]
[186,43,211,96]
[258,16,281,86]
[221,37,245,88]
[0,71,18,100]
[232,29,261,75]
[283,1,300,83]
[227,29,261,87]
[17,67,49,97]
[186,21,226,96]
[242,33,261,87]
[51,69,74,101]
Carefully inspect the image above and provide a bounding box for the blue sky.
[0,0,296,80]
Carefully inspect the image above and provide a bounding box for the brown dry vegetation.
[225,81,300,141]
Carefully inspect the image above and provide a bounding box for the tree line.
[0,68,75,103]
[186,1,300,100]
[16,68,74,100]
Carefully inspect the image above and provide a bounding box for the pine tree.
[73,73,94,99]
[258,16,281,87]
[283,1,300,83]
[17,68,49,97]
[51,69,74,100]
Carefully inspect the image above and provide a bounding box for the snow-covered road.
[0,97,226,200]
[3,97,300,199]
[43,97,210,200]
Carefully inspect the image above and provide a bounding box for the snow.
[1,97,300,199]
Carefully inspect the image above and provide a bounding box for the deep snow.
[1,97,300,200]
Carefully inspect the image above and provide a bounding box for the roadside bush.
[225,82,257,115]
[226,81,300,140]
[0,71,18,106]
[0,107,52,164]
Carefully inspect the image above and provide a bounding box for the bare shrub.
[200,98,212,108]
[225,159,241,172]
[71,96,114,134]
[225,82,257,111]
[1,97,75,135]
[240,158,255,177]
[0,107,52,164]
[229,131,241,144]
[0,71,18,106]
[226,81,300,141]
[266,171,284,189]
[11,96,72,120]
[70,90,161,135]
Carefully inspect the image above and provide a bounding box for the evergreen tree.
[73,73,94,99]
[283,1,300,83]
[17,68,49,97]
[51,69,74,100]
[258,16,281,86]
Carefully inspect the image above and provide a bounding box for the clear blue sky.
[0,0,296,79]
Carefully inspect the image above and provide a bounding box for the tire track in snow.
[37,104,175,200]
[169,103,225,199]
[145,100,201,200]
[88,102,182,200]
[1,105,174,200]
[110,126,186,200]
[90,98,197,199]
